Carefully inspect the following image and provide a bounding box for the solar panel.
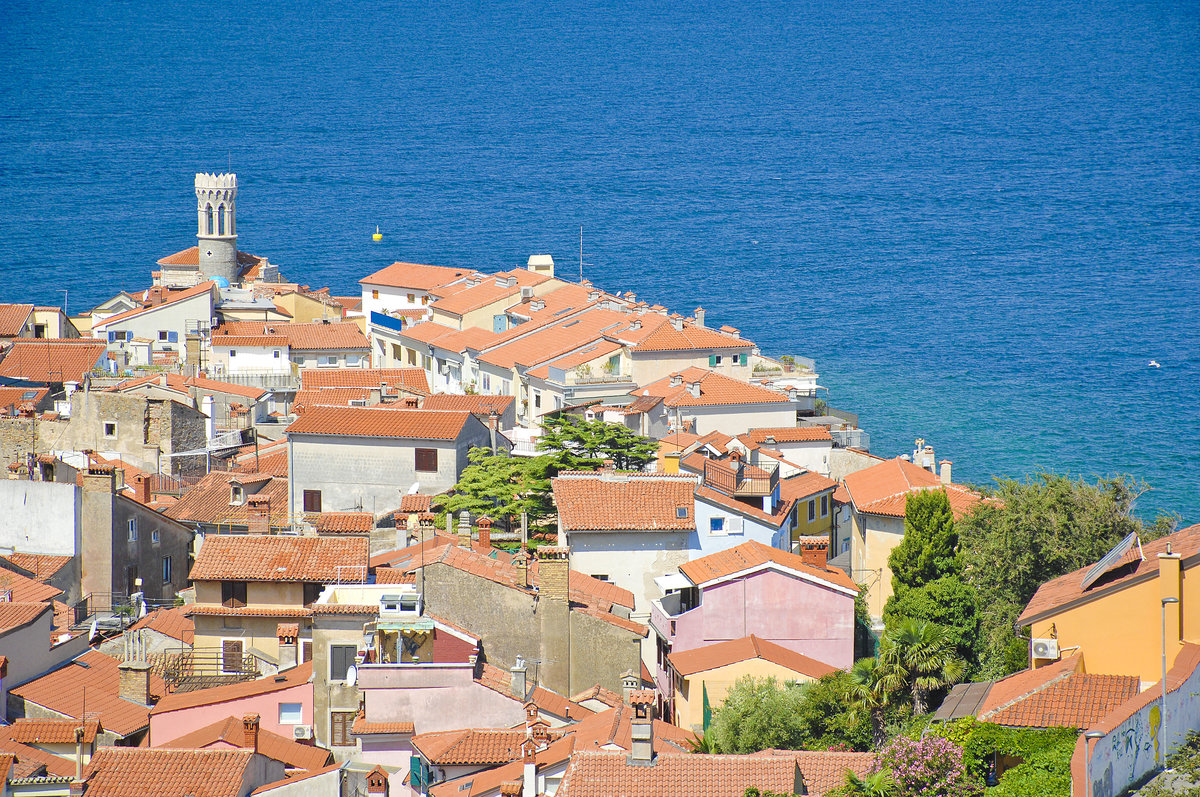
[1081,531,1141,591]
[20,390,37,401]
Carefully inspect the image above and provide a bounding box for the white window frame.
[278,702,303,725]
[127,518,138,541]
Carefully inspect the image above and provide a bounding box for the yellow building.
[666,635,837,732]
[1018,524,1200,685]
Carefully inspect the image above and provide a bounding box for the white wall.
[97,291,214,364]
[361,284,433,317]
[693,496,788,553]
[211,343,292,375]
[676,404,797,437]
[563,530,692,616]
[0,480,80,555]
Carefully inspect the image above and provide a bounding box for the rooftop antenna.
[579,226,592,284]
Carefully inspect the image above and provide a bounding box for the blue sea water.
[1,0,1197,519]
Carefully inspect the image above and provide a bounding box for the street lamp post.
[1162,595,1180,767]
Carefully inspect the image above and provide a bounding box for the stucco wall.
[677,403,796,437]
[629,350,753,386]
[852,513,905,621]
[675,657,823,732]
[358,663,525,736]
[150,679,314,745]
[0,479,79,555]
[693,499,786,553]
[255,765,341,797]
[1,608,89,692]
[97,290,214,364]
[563,530,691,615]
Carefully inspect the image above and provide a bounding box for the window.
[279,703,303,725]
[481,373,491,391]
[422,355,432,370]
[33,324,46,338]
[592,574,609,582]
[162,556,172,584]
[710,517,725,535]
[159,330,169,341]
[104,422,117,438]
[421,295,429,305]
[221,581,248,608]
[821,494,829,517]
[372,290,380,300]
[533,391,541,409]
[127,519,138,541]
[217,204,226,235]
[676,507,688,519]
[346,353,363,366]
[407,293,415,303]
[303,582,323,606]
[206,205,214,235]
[273,350,280,359]
[230,349,237,357]
[708,354,722,367]
[303,641,313,662]
[303,490,322,513]
[317,355,337,367]
[415,448,438,473]
[406,348,417,366]
[808,500,816,522]
[330,644,357,682]
[152,529,160,544]
[230,484,244,504]
[222,640,244,673]
[331,711,356,746]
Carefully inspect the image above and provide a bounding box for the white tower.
[194,173,238,284]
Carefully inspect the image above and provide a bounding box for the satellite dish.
[88,620,98,640]
[345,665,357,687]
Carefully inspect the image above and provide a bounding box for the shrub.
[877,735,983,797]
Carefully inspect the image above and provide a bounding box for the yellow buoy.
[372,225,383,242]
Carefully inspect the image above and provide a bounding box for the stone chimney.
[798,537,829,569]
[277,623,299,670]
[939,460,952,485]
[458,511,472,549]
[628,690,656,766]
[489,412,499,453]
[510,656,528,699]
[247,495,270,535]
[669,373,682,388]
[117,661,152,706]
[669,314,683,331]
[417,513,437,544]
[242,713,260,752]
[366,764,390,796]
[538,548,569,602]
[514,550,530,589]
[477,516,492,550]
[694,307,705,328]
[621,670,639,704]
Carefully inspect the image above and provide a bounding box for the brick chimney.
[477,516,492,550]
[117,661,152,705]
[131,473,152,505]
[798,537,829,569]
[247,495,270,535]
[536,547,571,694]
[538,548,569,602]
[241,713,260,752]
[366,764,390,796]
[277,623,299,670]
[628,690,656,766]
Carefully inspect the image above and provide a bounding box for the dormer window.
[230,484,245,505]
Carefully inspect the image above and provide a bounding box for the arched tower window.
[206,205,214,235]
[217,204,225,235]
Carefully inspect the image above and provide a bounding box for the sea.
[1,0,1197,520]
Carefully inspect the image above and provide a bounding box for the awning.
[654,573,692,593]
[378,618,435,632]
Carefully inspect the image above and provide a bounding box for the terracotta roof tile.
[81,747,257,797]
[300,367,429,394]
[152,662,313,715]
[668,635,838,679]
[0,601,52,634]
[286,405,473,440]
[473,664,594,721]
[129,606,194,645]
[414,728,552,765]
[975,655,1081,716]
[11,650,167,736]
[0,385,50,412]
[308,512,374,534]
[631,321,752,353]
[360,262,470,290]
[841,457,983,519]
[186,605,315,618]
[982,671,1139,729]
[779,471,839,502]
[553,473,696,531]
[156,246,263,268]
[638,368,793,408]
[189,535,368,582]
[213,320,368,351]
[0,339,107,383]
[430,270,550,315]
[398,493,433,513]
[163,715,333,771]
[760,749,877,796]
[422,393,515,416]
[165,471,290,529]
[679,540,856,592]
[1020,524,1200,624]
[744,427,832,443]
[525,339,626,380]
[114,373,268,401]
[430,736,578,797]
[374,567,417,584]
[0,303,33,337]
[570,685,623,708]
[9,718,101,745]
[251,761,344,795]
[557,750,801,797]
[0,730,76,778]
[476,309,639,370]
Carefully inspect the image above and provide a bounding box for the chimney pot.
[117,661,152,706]
[939,460,952,484]
[242,714,260,752]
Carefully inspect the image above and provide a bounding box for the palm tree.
[848,657,896,749]
[880,619,965,715]
[841,769,899,797]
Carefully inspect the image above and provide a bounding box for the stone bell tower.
[195,173,238,284]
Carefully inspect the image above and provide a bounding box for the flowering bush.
[877,735,983,797]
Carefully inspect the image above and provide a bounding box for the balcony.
[702,457,779,499]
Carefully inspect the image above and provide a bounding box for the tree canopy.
[535,413,658,471]
[433,447,556,529]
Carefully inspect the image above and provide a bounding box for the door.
[222,639,244,673]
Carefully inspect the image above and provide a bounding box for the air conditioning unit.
[292,725,313,740]
[1031,638,1060,660]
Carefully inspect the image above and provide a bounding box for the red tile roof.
[398,493,433,513]
[840,457,983,519]
[2,553,71,585]
[760,749,878,796]
[163,716,333,771]
[299,367,430,395]
[93,281,216,328]
[744,427,832,443]
[113,372,268,401]
[152,662,313,716]
[0,304,33,337]
[351,715,415,736]
[678,540,857,592]
[165,471,289,529]
[431,271,550,315]
[81,747,258,797]
[308,512,374,534]
[0,602,52,634]
[476,309,638,370]
[286,405,473,441]
[213,320,368,351]
[0,339,107,383]
[557,750,801,797]
[9,717,101,745]
[638,368,793,408]
[0,564,65,606]
[981,671,1139,729]
[422,393,516,416]
[631,321,752,353]
[189,535,368,582]
[553,473,696,531]
[1019,524,1200,624]
[360,262,470,290]
[474,664,594,721]
[414,728,552,765]
[570,684,623,708]
[156,246,264,269]
[0,729,76,778]
[668,635,838,679]
[129,606,194,645]
[10,649,167,736]
[779,470,839,502]
[525,339,625,380]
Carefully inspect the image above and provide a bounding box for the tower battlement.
[195,172,238,189]
[195,172,238,283]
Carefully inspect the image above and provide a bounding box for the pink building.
[150,661,314,746]
[649,541,857,698]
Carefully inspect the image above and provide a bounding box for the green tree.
[849,657,898,750]
[828,770,899,797]
[957,473,1161,678]
[879,619,965,716]
[708,676,809,754]
[434,448,554,530]
[536,414,659,471]
[883,577,979,670]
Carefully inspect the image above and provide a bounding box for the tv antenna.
[579,226,592,283]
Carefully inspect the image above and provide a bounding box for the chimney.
[669,374,682,388]
[628,691,656,765]
[132,473,152,504]
[686,381,701,398]
[535,548,571,694]
[799,537,829,569]
[82,465,116,494]
[247,496,270,535]
[477,516,492,550]
[458,511,472,549]
[75,725,84,782]
[1161,542,1183,647]
[530,299,546,313]
[277,623,299,670]
[514,550,530,589]
[159,374,168,388]
[538,548,569,602]
[694,307,705,328]
[522,737,538,797]
[670,314,683,331]
[202,394,216,440]
[489,412,499,453]
[630,319,641,330]
[587,290,600,302]
[621,670,639,704]
[510,656,528,698]
[366,765,390,796]
[117,661,152,706]
[939,460,952,484]
[241,713,260,752]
